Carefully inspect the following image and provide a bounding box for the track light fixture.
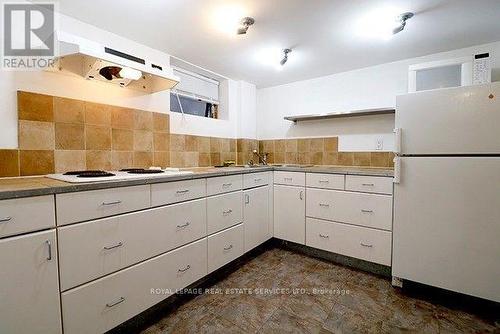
[280,48,292,66]
[392,12,414,35]
[237,17,255,35]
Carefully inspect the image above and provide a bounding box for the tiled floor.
[140,248,500,334]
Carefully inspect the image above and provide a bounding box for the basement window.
[171,67,219,119]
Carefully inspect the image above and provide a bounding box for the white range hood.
[50,31,180,93]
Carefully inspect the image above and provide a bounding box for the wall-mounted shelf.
[284,107,395,123]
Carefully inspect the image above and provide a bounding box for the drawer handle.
[319,203,330,207]
[319,180,329,183]
[46,240,52,261]
[222,183,232,187]
[222,209,233,216]
[106,297,125,308]
[224,244,233,251]
[177,222,190,228]
[176,189,190,194]
[319,234,329,238]
[360,242,373,248]
[284,177,293,181]
[103,242,124,250]
[361,209,374,213]
[362,183,374,186]
[254,178,262,182]
[0,216,12,223]
[178,265,191,273]
[102,200,122,206]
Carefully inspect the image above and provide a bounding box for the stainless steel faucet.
[253,150,268,165]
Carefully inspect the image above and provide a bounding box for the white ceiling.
[58,0,500,88]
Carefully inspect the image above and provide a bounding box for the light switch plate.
[375,138,384,150]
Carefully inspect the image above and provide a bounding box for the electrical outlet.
[375,138,384,150]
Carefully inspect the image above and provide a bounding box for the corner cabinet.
[273,184,306,244]
[0,230,61,334]
[243,186,270,252]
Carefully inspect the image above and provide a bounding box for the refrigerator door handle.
[393,128,402,154]
[393,157,401,184]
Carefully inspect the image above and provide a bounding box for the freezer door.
[392,157,500,302]
[395,83,500,155]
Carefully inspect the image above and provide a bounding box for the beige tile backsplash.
[0,91,394,177]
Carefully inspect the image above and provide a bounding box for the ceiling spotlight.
[237,17,255,35]
[280,48,292,66]
[392,12,414,35]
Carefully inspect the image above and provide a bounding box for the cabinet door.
[243,186,269,252]
[274,185,305,244]
[0,230,61,334]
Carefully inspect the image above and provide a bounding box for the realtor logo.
[2,2,57,69]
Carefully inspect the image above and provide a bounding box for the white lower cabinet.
[306,188,392,231]
[243,186,270,251]
[207,191,243,234]
[306,218,392,266]
[62,238,207,334]
[208,223,244,273]
[0,230,61,334]
[58,198,207,291]
[273,185,305,244]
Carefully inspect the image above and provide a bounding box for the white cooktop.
[46,169,194,184]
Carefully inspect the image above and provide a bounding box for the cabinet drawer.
[208,223,244,273]
[306,218,391,266]
[207,192,242,234]
[151,179,206,206]
[274,171,305,186]
[243,172,269,189]
[0,195,55,238]
[306,173,344,190]
[306,189,392,231]
[56,186,150,226]
[207,175,243,196]
[58,198,206,290]
[345,175,393,194]
[61,238,207,334]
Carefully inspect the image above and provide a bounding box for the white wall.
[257,41,500,152]
[238,81,257,139]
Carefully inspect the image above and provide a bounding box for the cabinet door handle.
[222,183,232,187]
[102,200,122,206]
[222,209,233,216]
[299,191,304,200]
[319,203,330,207]
[176,189,190,194]
[0,216,12,223]
[360,242,373,248]
[224,244,233,251]
[177,222,190,228]
[245,194,250,204]
[178,265,191,273]
[362,183,374,187]
[46,240,52,261]
[361,209,373,213]
[103,241,124,250]
[319,234,329,238]
[106,297,125,308]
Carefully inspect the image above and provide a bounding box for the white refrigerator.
[392,82,500,303]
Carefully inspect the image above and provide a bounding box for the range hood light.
[119,67,142,80]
